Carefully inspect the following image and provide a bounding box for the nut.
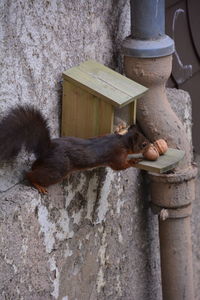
[117,128,128,135]
[143,144,159,161]
[154,139,168,155]
[113,118,127,134]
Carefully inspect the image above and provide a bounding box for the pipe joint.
[151,203,192,220]
[149,165,198,184]
[149,165,198,208]
[127,0,174,58]
[123,36,174,58]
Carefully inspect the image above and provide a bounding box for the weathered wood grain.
[63,60,147,107]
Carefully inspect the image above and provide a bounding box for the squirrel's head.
[126,125,150,154]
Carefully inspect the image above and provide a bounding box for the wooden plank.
[62,81,100,138]
[98,100,114,135]
[79,60,148,101]
[63,60,148,107]
[133,100,137,124]
[129,100,137,124]
[62,80,114,138]
[128,148,185,173]
[63,68,131,107]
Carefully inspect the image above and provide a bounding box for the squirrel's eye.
[142,142,147,148]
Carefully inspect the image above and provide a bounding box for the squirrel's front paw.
[128,158,143,166]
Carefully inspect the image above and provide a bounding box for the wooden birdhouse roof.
[63,60,148,108]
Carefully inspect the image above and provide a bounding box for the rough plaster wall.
[167,88,200,300]
[193,154,200,300]
[168,88,200,300]
[0,1,162,300]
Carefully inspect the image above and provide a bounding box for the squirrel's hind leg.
[26,171,49,194]
[26,165,65,194]
[32,182,48,194]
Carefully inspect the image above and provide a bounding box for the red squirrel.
[0,105,149,194]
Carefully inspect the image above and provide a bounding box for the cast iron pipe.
[131,0,165,40]
[123,0,174,58]
[123,1,197,299]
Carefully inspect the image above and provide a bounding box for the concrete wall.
[0,1,198,300]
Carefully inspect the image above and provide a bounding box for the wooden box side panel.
[62,80,113,138]
[98,100,114,135]
[129,100,137,125]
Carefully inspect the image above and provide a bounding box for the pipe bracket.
[151,203,192,220]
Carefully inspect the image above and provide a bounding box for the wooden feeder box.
[62,60,147,138]
[62,60,185,173]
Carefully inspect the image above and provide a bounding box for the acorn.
[143,144,159,161]
[154,139,168,155]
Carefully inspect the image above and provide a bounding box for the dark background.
[166,0,200,153]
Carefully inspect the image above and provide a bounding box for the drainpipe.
[123,1,198,299]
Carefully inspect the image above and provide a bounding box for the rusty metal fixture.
[122,1,198,299]
[149,166,198,208]
[159,216,194,300]
[124,55,192,168]
[124,53,197,300]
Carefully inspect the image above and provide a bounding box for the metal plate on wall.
[166,0,200,152]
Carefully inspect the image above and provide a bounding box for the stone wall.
[0,1,198,300]
[0,1,161,299]
[192,153,200,300]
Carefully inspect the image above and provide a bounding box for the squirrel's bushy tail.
[0,105,51,160]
